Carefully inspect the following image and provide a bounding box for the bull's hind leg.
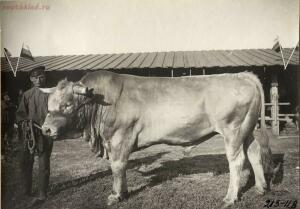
[222,128,246,206]
[246,134,268,194]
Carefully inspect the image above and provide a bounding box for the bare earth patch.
[2,129,299,209]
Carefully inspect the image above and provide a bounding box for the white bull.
[41,71,273,207]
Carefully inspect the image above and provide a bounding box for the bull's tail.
[243,73,274,174]
[257,77,274,175]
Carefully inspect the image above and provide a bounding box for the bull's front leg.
[107,129,134,205]
[107,160,129,205]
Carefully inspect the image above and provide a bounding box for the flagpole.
[284,41,299,70]
[278,42,286,68]
[15,43,24,76]
[3,50,15,76]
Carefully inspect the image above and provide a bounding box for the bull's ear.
[39,87,57,94]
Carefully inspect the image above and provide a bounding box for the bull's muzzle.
[42,125,51,135]
[42,113,68,140]
[42,124,58,139]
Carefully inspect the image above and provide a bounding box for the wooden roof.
[1,48,299,73]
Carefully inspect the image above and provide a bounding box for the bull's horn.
[39,87,57,94]
[73,84,88,95]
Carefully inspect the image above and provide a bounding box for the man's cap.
[30,65,46,77]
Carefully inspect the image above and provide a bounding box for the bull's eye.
[62,104,74,115]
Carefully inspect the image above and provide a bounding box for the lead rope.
[21,120,43,154]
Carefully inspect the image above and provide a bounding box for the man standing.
[1,92,16,156]
[16,65,53,205]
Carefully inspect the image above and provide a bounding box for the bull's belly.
[136,118,216,149]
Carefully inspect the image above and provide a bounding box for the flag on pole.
[20,44,35,61]
[272,39,281,53]
[3,48,15,75]
[272,37,286,68]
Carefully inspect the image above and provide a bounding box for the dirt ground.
[2,128,299,209]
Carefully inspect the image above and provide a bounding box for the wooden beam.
[270,72,279,135]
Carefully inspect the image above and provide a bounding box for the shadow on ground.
[49,151,170,196]
[129,153,285,198]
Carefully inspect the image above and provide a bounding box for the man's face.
[30,74,46,87]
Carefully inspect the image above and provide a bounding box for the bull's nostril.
[42,128,50,136]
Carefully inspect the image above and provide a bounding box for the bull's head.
[40,79,94,139]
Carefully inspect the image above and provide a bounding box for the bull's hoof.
[107,194,121,206]
[107,191,129,206]
[221,201,234,209]
[254,185,267,195]
[222,196,237,208]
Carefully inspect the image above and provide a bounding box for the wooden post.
[270,73,279,135]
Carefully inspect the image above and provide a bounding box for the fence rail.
[263,101,298,135]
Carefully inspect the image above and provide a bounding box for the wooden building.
[1,48,299,134]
